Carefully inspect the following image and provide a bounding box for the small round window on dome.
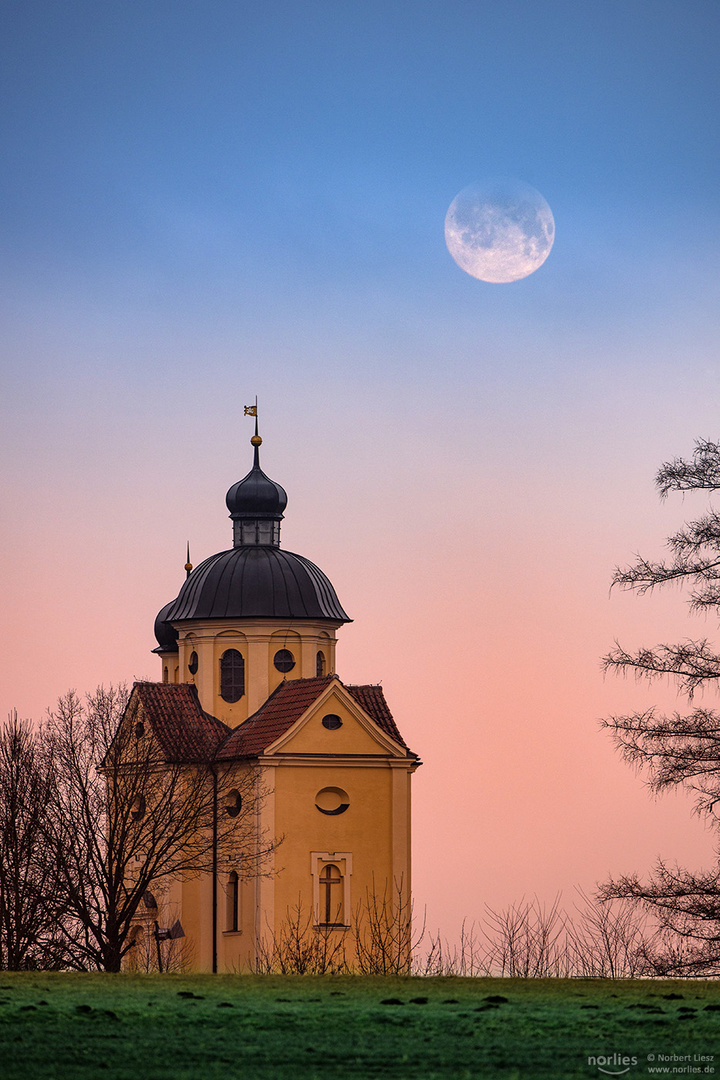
[188,650,198,675]
[322,714,342,730]
[273,649,295,673]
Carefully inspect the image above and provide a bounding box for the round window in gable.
[188,651,198,675]
[273,649,296,673]
[322,714,342,730]
[225,789,242,818]
[315,787,350,816]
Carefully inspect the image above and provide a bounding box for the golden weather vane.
[244,397,261,446]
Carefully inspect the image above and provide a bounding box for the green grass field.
[0,972,718,1079]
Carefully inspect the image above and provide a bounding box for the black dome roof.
[163,546,351,623]
[154,601,179,653]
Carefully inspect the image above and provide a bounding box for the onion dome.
[225,421,287,548]
[153,600,179,653]
[153,416,350,635]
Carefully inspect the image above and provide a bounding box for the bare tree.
[0,712,63,969]
[42,685,271,972]
[254,899,348,974]
[420,920,490,977]
[353,875,424,975]
[565,889,655,978]
[418,894,656,978]
[482,896,568,977]
[602,438,720,974]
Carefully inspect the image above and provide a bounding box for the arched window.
[220,649,245,702]
[316,650,326,677]
[163,666,168,684]
[225,789,242,817]
[319,864,344,926]
[127,925,145,972]
[226,870,239,932]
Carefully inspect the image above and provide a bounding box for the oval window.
[322,714,342,730]
[225,789,242,818]
[315,787,350,816]
[188,650,198,675]
[274,649,295,673]
[130,794,146,821]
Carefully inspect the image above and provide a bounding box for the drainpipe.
[211,767,218,974]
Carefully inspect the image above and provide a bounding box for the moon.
[444,179,555,283]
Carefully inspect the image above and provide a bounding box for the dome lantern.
[225,417,287,548]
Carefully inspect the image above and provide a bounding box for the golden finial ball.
[251,434,262,446]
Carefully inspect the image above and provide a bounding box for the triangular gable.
[265,681,409,757]
[216,676,335,759]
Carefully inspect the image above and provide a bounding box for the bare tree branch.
[656,439,720,496]
[602,437,720,974]
[40,685,273,972]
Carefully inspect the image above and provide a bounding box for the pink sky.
[3,378,719,938]
[2,1,720,941]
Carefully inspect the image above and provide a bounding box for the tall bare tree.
[601,438,720,974]
[42,685,270,972]
[0,712,62,969]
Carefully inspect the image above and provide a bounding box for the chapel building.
[123,420,420,972]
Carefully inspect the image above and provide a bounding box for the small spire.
[184,542,193,579]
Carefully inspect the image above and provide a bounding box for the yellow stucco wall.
[135,624,417,974]
[162,618,340,726]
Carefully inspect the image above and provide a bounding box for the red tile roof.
[345,684,408,749]
[131,682,230,763]
[216,676,413,760]
[126,677,413,763]
[216,676,335,759]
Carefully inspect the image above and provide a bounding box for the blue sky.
[3,1,720,930]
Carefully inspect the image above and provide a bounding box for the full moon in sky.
[444,179,555,283]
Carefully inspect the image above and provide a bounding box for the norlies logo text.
[588,1054,638,1076]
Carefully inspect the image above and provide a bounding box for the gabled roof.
[122,677,414,765]
[131,682,230,763]
[216,675,413,760]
